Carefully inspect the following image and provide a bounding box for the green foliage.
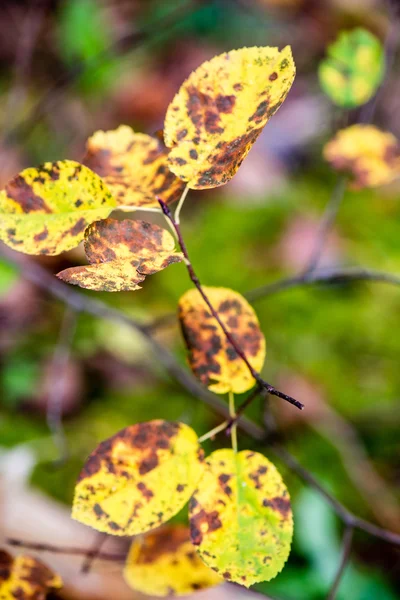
[319,28,384,108]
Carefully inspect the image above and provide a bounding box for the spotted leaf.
[0,549,62,599]
[319,28,384,108]
[189,449,293,586]
[83,125,185,208]
[57,218,183,291]
[324,125,400,188]
[0,160,116,255]
[178,287,266,394]
[124,524,222,596]
[164,46,295,189]
[72,420,204,536]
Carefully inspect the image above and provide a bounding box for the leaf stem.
[174,184,190,224]
[229,390,238,453]
[158,198,304,411]
[198,420,229,443]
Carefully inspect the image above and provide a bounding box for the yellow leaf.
[189,449,293,586]
[72,420,204,536]
[57,218,183,291]
[83,125,185,208]
[164,46,295,189]
[324,125,400,188]
[178,287,266,394]
[0,160,116,255]
[0,549,62,599]
[124,524,222,596]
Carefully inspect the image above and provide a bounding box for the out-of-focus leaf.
[0,549,62,599]
[83,126,185,208]
[319,29,384,108]
[178,287,266,394]
[324,125,400,188]
[0,161,116,255]
[124,524,222,596]
[72,420,204,536]
[189,449,293,586]
[57,218,183,291]
[0,261,18,295]
[164,46,295,189]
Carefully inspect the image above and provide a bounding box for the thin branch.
[246,266,400,303]
[302,177,347,275]
[6,538,125,563]
[80,533,108,574]
[326,526,354,600]
[46,306,77,465]
[159,199,304,411]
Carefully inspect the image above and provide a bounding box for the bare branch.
[326,526,354,600]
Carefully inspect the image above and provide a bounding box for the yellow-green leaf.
[164,46,295,189]
[324,124,400,188]
[57,218,183,291]
[178,287,266,394]
[124,524,222,596]
[0,160,116,255]
[319,28,384,108]
[189,449,293,586]
[0,549,62,599]
[83,125,185,208]
[72,420,204,536]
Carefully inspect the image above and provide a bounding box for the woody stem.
[158,199,304,411]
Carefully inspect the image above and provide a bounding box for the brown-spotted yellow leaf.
[324,125,400,188]
[0,160,116,255]
[57,218,183,291]
[164,46,295,189]
[178,287,266,394]
[189,449,293,586]
[318,28,384,108]
[123,524,222,596]
[0,549,62,600]
[72,420,204,536]
[83,125,185,208]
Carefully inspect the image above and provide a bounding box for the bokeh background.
[0,0,399,599]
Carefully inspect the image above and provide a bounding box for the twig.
[46,306,77,465]
[6,538,125,563]
[158,199,304,411]
[326,526,354,600]
[80,533,108,574]
[302,177,347,275]
[245,266,400,303]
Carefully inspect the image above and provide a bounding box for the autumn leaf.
[319,28,384,108]
[57,218,183,291]
[83,125,185,208]
[0,160,116,255]
[72,420,204,536]
[324,125,400,188]
[178,287,266,394]
[124,524,222,596]
[164,46,295,189]
[189,449,293,586]
[0,549,62,599]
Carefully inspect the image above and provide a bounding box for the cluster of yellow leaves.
[0,550,62,600]
[0,45,295,269]
[179,287,266,394]
[57,219,183,291]
[324,125,400,189]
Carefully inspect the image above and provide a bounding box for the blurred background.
[0,0,399,598]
